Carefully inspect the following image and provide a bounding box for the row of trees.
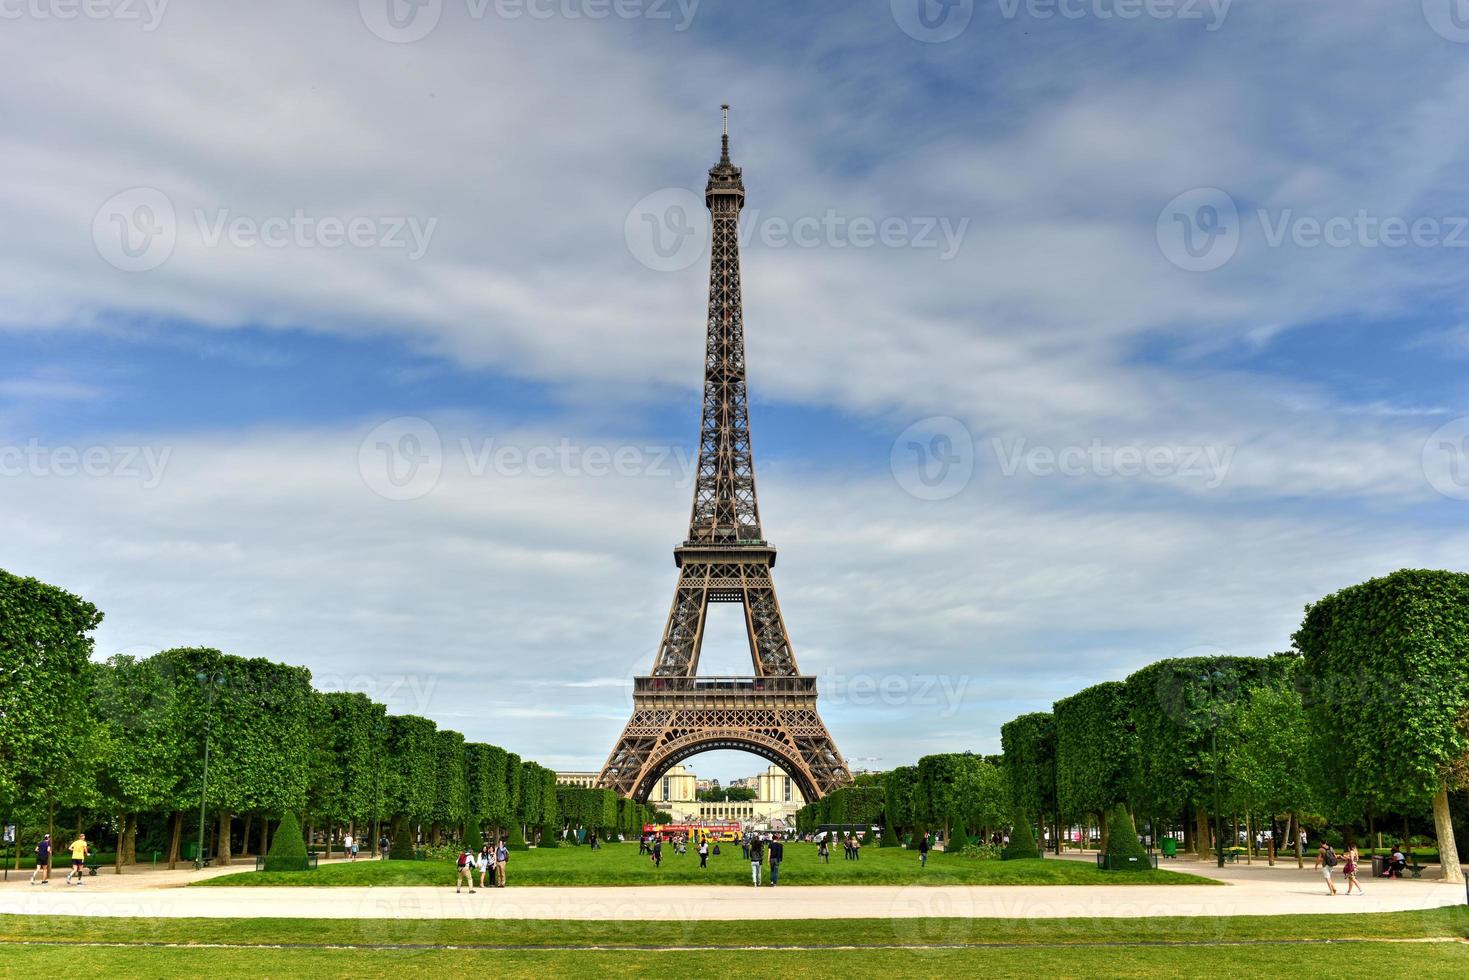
[0,568,653,870]
[796,570,1468,882]
[997,570,1468,880]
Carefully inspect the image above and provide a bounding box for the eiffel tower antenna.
[598,112,851,803]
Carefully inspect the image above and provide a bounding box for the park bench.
[1406,863,1427,878]
[83,862,102,876]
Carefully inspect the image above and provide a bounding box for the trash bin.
[183,842,199,860]
[1371,855,1385,878]
[1161,838,1177,858]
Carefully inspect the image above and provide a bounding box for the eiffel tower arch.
[599,108,851,802]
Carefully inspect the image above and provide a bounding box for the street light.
[1200,670,1228,869]
[194,670,226,871]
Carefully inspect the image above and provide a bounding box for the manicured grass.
[196,842,1211,887]
[3,942,1465,979]
[2,908,1463,949]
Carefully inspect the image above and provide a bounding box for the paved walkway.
[0,857,1462,921]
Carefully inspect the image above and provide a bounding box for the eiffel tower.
[598,108,851,803]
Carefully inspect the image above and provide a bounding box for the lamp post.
[372,720,386,857]
[194,671,226,870]
[1201,669,1227,868]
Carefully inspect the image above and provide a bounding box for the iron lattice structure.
[599,109,851,802]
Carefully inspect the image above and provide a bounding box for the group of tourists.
[454,839,512,893]
[746,833,784,886]
[27,833,93,886]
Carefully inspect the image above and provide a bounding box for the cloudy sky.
[3,1,1469,784]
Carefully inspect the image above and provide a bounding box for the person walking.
[651,838,663,868]
[741,835,750,861]
[698,838,709,869]
[853,834,862,861]
[1342,843,1363,894]
[455,846,476,894]
[495,838,509,887]
[749,835,764,886]
[817,838,829,864]
[29,834,51,885]
[343,833,355,862]
[65,833,89,886]
[1314,839,1338,896]
[768,836,784,886]
[918,832,930,868]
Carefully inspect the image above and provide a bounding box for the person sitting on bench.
[1383,845,1407,878]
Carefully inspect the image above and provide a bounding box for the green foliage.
[1294,569,1469,814]
[1103,806,1148,864]
[1000,712,1056,826]
[1002,816,1040,860]
[482,745,510,828]
[1124,654,1284,822]
[508,820,529,851]
[463,820,483,853]
[309,692,386,828]
[884,766,919,835]
[263,811,309,871]
[385,715,438,823]
[388,814,416,859]
[432,729,468,829]
[0,568,103,809]
[1222,664,1316,820]
[1054,682,1134,820]
[957,842,1002,859]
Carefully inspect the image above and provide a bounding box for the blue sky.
[4,1,1469,785]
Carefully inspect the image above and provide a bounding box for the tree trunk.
[259,817,269,858]
[123,813,138,866]
[217,811,232,866]
[168,811,182,870]
[1194,806,1212,860]
[241,814,253,858]
[115,814,127,874]
[1292,812,1303,869]
[1431,783,1464,884]
[1182,805,1194,853]
[326,826,334,860]
[1098,810,1111,853]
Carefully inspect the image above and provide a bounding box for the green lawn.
[196,842,1211,887]
[4,942,1463,979]
[1,909,1465,978]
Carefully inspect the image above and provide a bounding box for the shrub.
[1002,817,1041,860]
[463,822,483,853]
[389,815,417,860]
[508,822,529,851]
[957,842,1002,860]
[262,812,309,872]
[1103,806,1149,869]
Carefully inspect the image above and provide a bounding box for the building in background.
[555,771,599,788]
[647,763,804,830]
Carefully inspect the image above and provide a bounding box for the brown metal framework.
[599,109,851,802]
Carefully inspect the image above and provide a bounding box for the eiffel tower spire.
[598,108,851,803]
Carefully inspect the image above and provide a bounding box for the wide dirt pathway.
[0,857,1461,921]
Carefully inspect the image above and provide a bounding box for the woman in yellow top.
[65,833,90,886]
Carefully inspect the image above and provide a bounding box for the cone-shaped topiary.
[1002,816,1041,860]
[508,821,529,851]
[1103,806,1150,870]
[880,816,900,847]
[263,812,308,872]
[389,815,416,860]
[538,824,560,847]
[463,821,483,854]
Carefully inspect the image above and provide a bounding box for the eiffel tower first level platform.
[598,108,851,802]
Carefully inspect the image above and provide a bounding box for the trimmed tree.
[263,810,308,871]
[1054,682,1134,850]
[1002,815,1040,860]
[1295,569,1469,883]
[1102,805,1149,870]
[1001,712,1057,853]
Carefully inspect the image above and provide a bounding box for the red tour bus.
[642,822,741,843]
